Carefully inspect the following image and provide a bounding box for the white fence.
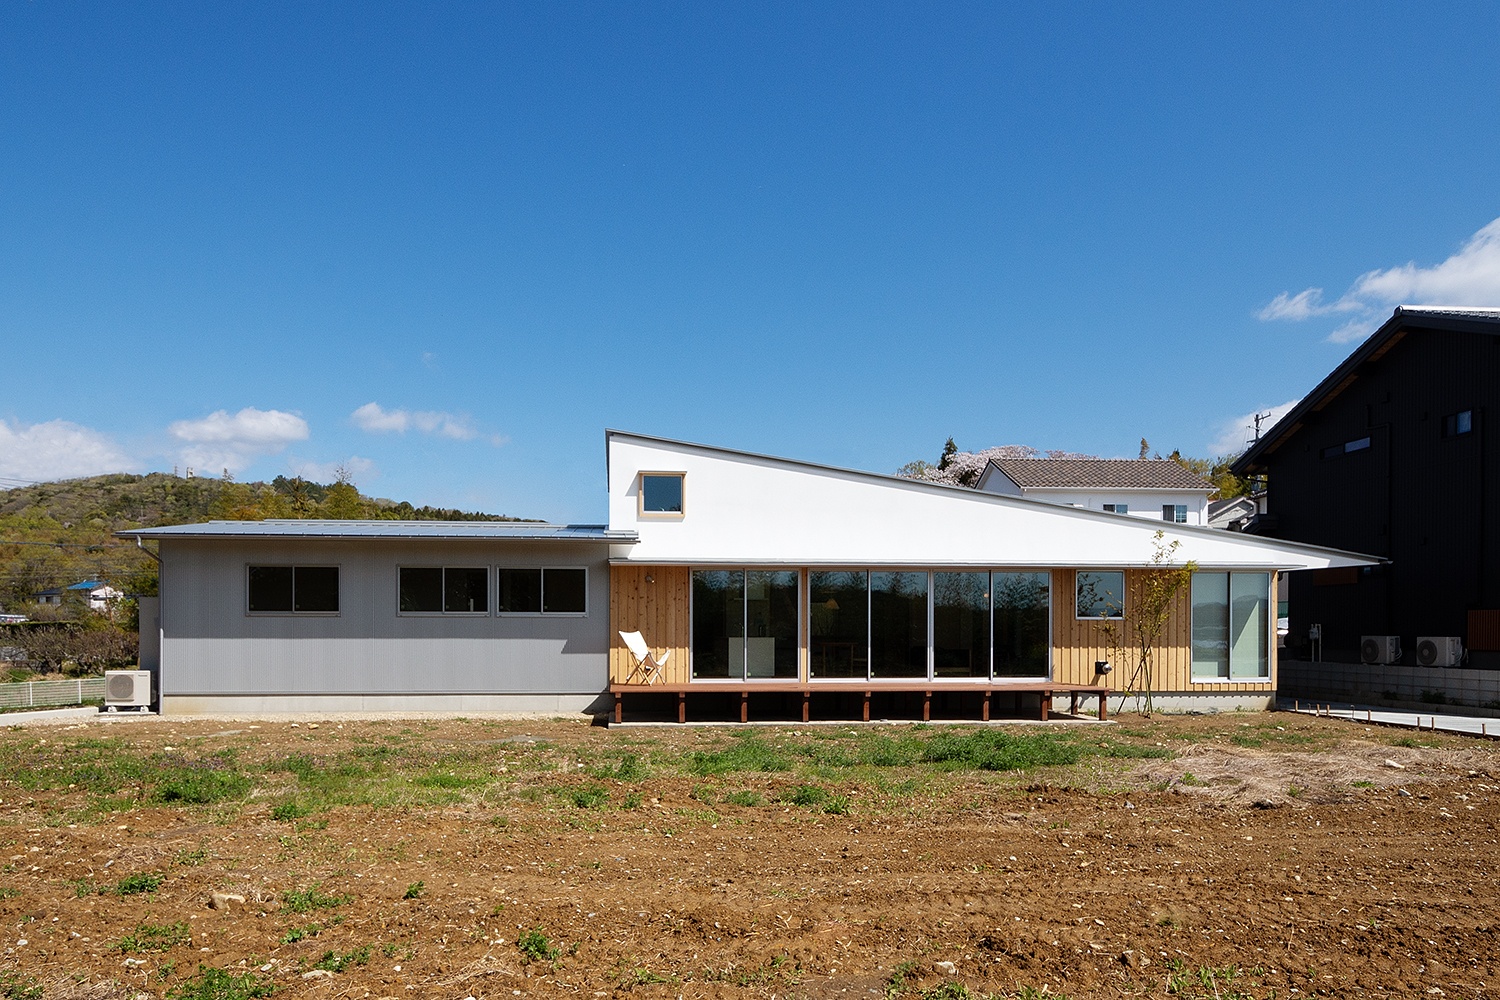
[0,677,107,710]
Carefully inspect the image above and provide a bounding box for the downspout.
[133,537,163,713]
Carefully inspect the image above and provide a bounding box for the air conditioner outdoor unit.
[1360,635,1401,665]
[104,670,152,710]
[1416,637,1464,668]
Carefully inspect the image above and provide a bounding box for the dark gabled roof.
[985,458,1213,491]
[1234,305,1500,475]
[1208,496,1257,518]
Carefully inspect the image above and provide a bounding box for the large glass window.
[1076,571,1124,619]
[399,567,487,614]
[1191,571,1269,680]
[993,572,1050,677]
[693,570,799,679]
[933,572,989,677]
[871,572,928,678]
[248,566,338,614]
[810,571,868,678]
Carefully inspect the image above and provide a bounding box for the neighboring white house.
[34,580,124,611]
[975,458,1215,525]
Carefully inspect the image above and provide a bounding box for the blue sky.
[4,3,1499,522]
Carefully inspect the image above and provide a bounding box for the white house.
[119,431,1378,719]
[975,458,1215,525]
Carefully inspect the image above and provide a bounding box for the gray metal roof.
[986,458,1213,491]
[116,520,638,542]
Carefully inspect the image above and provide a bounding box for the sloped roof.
[1234,305,1500,475]
[986,458,1213,491]
[117,521,637,542]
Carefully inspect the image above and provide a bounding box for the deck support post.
[677,691,686,724]
[802,691,810,723]
[982,690,991,722]
[740,690,749,724]
[862,691,870,722]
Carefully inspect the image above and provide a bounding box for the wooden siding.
[609,566,691,684]
[1052,569,1275,693]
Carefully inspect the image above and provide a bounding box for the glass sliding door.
[933,572,989,677]
[810,571,868,678]
[871,572,928,678]
[1191,571,1269,680]
[992,572,1050,677]
[691,570,744,679]
[745,570,799,678]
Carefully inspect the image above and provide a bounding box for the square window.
[444,568,488,613]
[498,569,542,613]
[293,567,340,613]
[248,566,293,613]
[542,568,587,613]
[1076,571,1124,619]
[640,474,684,515]
[1444,410,1473,437]
[1162,504,1187,523]
[399,567,443,612]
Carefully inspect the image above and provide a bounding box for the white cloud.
[351,402,478,441]
[168,407,309,474]
[1208,399,1301,457]
[0,419,136,482]
[1258,217,1500,344]
[288,456,377,484]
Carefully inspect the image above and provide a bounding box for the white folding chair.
[619,630,671,685]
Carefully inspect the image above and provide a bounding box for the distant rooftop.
[986,458,1214,491]
[117,520,638,542]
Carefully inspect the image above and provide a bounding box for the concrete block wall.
[1281,659,1500,717]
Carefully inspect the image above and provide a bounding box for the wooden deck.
[607,681,1110,725]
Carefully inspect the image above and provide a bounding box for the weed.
[920,984,973,1000]
[1287,784,1305,799]
[1420,689,1449,705]
[403,880,424,899]
[281,923,322,943]
[173,847,209,866]
[115,872,163,895]
[165,966,274,999]
[565,783,609,809]
[623,967,676,986]
[118,920,191,952]
[783,784,829,807]
[622,792,642,809]
[690,783,717,804]
[1180,772,1202,786]
[271,802,309,822]
[823,794,851,815]
[722,789,765,807]
[0,972,42,1000]
[885,960,918,998]
[517,927,561,963]
[1352,780,1375,789]
[596,753,648,782]
[283,883,352,913]
[921,729,1083,771]
[687,735,792,775]
[314,946,371,972]
[0,887,17,900]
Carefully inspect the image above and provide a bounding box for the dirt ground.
[2,711,1498,999]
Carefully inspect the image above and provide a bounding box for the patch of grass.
[402,880,424,899]
[153,753,252,805]
[622,791,643,809]
[282,883,352,913]
[1179,772,1202,786]
[166,966,274,1000]
[270,802,309,822]
[594,753,648,782]
[414,770,485,789]
[0,887,18,900]
[118,920,191,952]
[823,794,850,815]
[722,789,765,807]
[115,872,163,896]
[884,960,919,998]
[920,729,1083,771]
[517,927,561,963]
[314,946,371,972]
[622,967,677,987]
[920,984,974,1000]
[0,972,42,1000]
[1352,780,1375,789]
[687,735,792,775]
[782,784,829,807]
[173,847,209,866]
[563,783,609,809]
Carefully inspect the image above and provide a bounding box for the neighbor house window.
[399,567,488,614]
[1103,503,1129,514]
[691,569,798,679]
[1323,436,1372,458]
[1444,410,1473,437]
[1076,571,1124,619]
[497,568,587,614]
[639,473,685,515]
[1163,504,1187,523]
[1191,571,1269,680]
[248,566,339,614]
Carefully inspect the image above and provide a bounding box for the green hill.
[0,472,533,611]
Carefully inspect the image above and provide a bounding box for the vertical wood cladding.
[1052,569,1274,693]
[609,566,691,684]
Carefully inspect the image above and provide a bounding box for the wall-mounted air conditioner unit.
[1360,635,1401,665]
[104,670,152,710]
[1416,637,1464,667]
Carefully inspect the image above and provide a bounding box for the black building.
[1234,306,1500,668]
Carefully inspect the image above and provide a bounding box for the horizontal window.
[399,567,488,614]
[1103,503,1129,514]
[1323,436,1372,458]
[498,568,587,614]
[1076,570,1124,619]
[248,566,339,614]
